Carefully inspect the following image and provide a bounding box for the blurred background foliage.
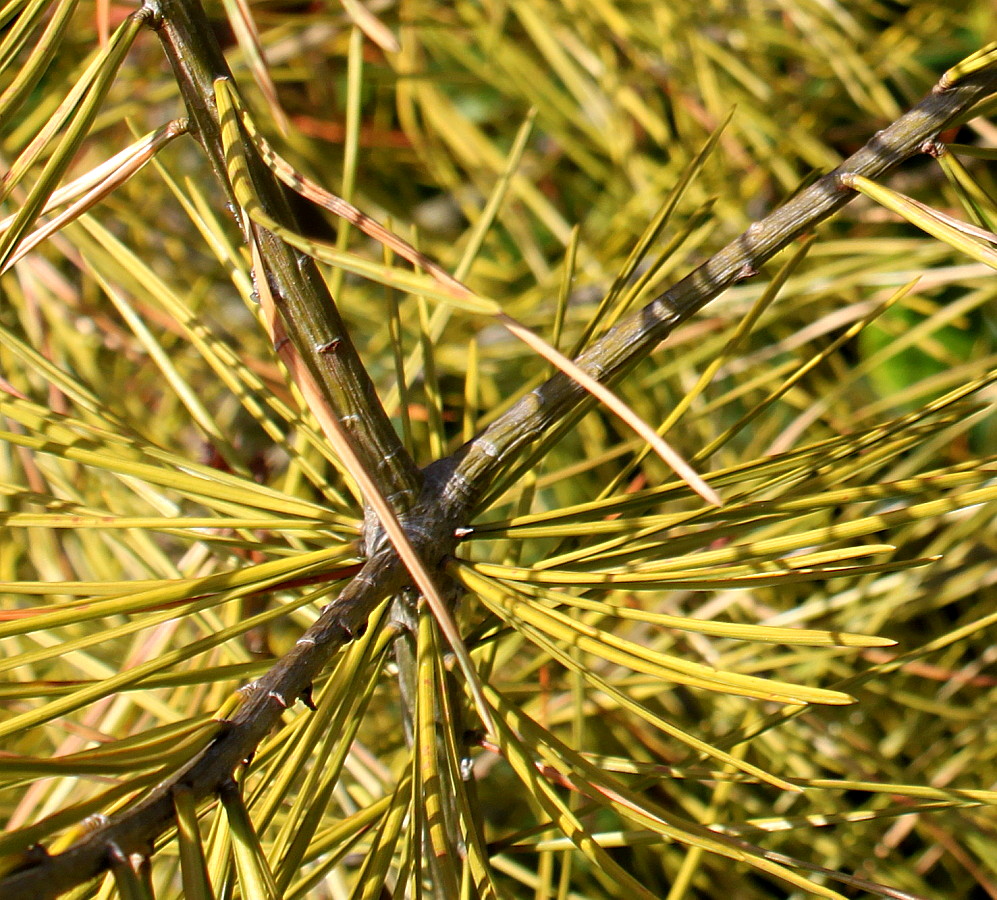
[1,0,996,898]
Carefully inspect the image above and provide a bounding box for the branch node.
[836,173,857,192]
[472,437,500,459]
[107,842,128,866]
[136,2,162,28]
[320,608,364,641]
[83,814,110,833]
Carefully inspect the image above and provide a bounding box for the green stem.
[150,0,422,514]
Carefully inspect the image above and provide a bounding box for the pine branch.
[0,550,407,900]
[4,22,996,900]
[442,63,997,514]
[150,0,423,514]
